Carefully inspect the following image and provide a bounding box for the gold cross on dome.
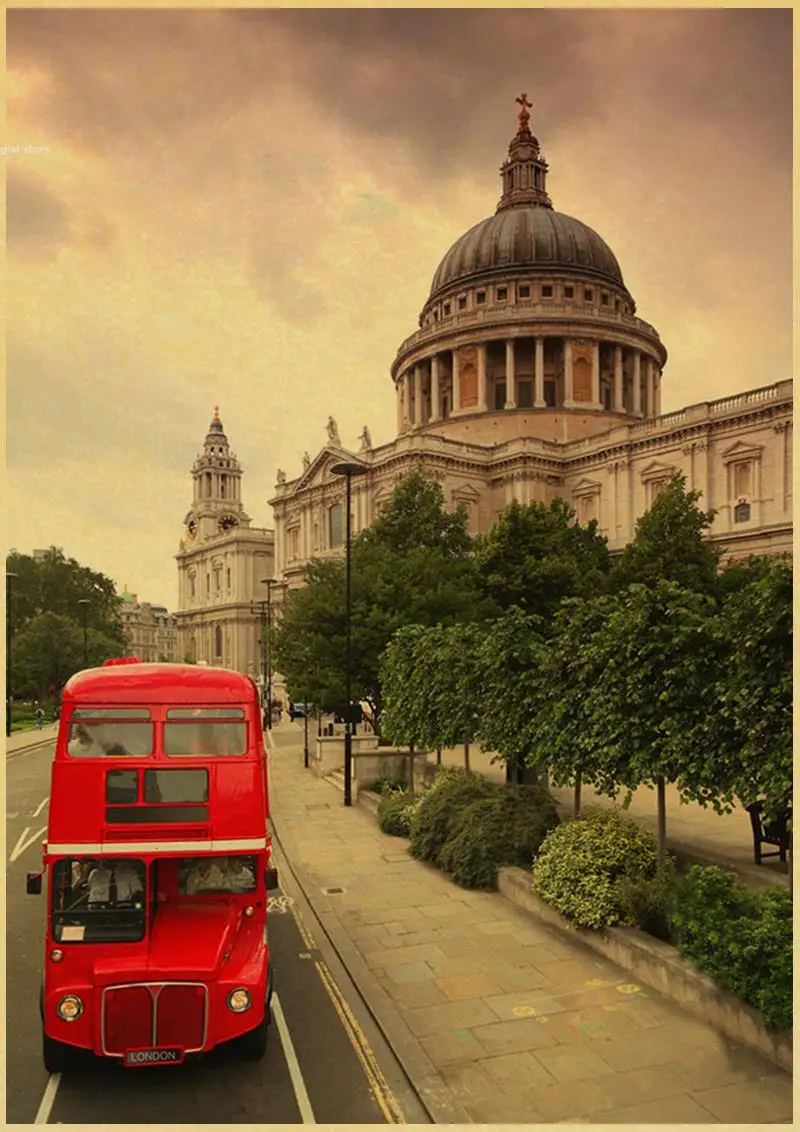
[516,92,532,128]
[213,405,220,420]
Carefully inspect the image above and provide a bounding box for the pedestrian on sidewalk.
[34,707,44,730]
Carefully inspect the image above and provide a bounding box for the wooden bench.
[745,801,791,866]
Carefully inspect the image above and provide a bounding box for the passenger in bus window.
[87,863,114,905]
[68,725,100,757]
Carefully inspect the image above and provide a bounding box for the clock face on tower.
[218,514,239,533]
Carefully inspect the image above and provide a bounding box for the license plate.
[123,1047,184,1067]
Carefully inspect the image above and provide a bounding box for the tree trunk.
[436,747,442,766]
[463,741,470,772]
[573,772,582,818]
[656,776,667,868]
[408,742,415,794]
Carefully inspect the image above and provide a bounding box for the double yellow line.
[288,900,406,1124]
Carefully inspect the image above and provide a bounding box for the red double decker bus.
[27,661,278,1073]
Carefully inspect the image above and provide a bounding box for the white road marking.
[272,991,316,1124]
[34,1072,61,1124]
[267,894,296,915]
[10,826,30,861]
[9,825,48,863]
[33,796,50,818]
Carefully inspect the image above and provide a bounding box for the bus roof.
[61,663,258,705]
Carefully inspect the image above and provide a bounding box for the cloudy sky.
[7,7,792,609]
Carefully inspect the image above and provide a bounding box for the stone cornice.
[393,303,666,378]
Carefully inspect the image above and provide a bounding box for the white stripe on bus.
[45,837,268,855]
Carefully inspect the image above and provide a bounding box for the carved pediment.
[571,475,602,497]
[720,439,763,464]
[451,482,481,503]
[292,445,363,492]
[639,459,676,483]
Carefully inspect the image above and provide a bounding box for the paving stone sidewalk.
[268,731,792,1124]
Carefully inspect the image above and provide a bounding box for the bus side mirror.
[265,866,279,891]
[26,873,43,896]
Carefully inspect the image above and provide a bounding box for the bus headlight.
[49,949,64,963]
[56,994,83,1021]
[227,988,251,1013]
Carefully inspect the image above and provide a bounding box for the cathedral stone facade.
[175,409,275,676]
[270,99,792,584]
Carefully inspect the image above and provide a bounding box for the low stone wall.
[312,733,379,777]
[498,865,792,1074]
[351,749,431,795]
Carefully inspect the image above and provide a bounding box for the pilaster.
[505,340,517,408]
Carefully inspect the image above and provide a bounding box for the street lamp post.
[303,685,309,769]
[330,460,368,807]
[77,598,91,668]
[6,572,18,737]
[251,579,276,732]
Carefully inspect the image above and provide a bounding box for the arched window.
[329,503,343,549]
[734,502,751,524]
[214,624,223,659]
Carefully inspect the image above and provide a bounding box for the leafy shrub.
[669,865,793,1031]
[409,769,493,865]
[370,777,406,794]
[502,786,561,867]
[613,862,679,940]
[438,786,560,890]
[377,788,416,837]
[532,808,660,928]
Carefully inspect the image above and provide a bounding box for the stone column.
[645,359,655,417]
[429,355,441,423]
[654,368,662,416]
[414,364,423,426]
[632,351,642,415]
[534,337,546,407]
[591,341,601,407]
[774,421,789,512]
[563,339,574,407]
[613,346,624,411]
[477,342,488,411]
[505,340,517,408]
[452,349,461,413]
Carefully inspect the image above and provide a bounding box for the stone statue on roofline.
[359,425,372,451]
[276,468,287,484]
[302,451,310,471]
[327,416,340,445]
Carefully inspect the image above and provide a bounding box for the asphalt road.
[6,736,429,1125]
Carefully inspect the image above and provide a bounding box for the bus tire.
[43,1029,79,1075]
[236,1014,268,1062]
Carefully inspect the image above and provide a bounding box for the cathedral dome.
[429,207,624,299]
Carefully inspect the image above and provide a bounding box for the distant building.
[118,589,179,662]
[270,99,792,582]
[175,408,276,679]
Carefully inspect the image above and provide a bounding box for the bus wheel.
[43,1030,79,1075]
[236,1015,268,1062]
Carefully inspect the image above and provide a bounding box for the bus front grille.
[101,982,208,1056]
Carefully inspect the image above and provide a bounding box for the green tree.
[7,547,126,646]
[543,582,722,863]
[274,469,486,733]
[708,560,792,811]
[609,474,722,594]
[475,607,549,785]
[534,593,621,816]
[474,499,609,622]
[11,614,128,699]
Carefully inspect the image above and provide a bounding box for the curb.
[268,752,470,1124]
[498,866,792,1075]
[361,783,792,1076]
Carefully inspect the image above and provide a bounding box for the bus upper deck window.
[68,709,154,757]
[164,708,247,757]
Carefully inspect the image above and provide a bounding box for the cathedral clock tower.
[175,408,276,677]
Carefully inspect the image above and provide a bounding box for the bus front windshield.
[51,857,147,943]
